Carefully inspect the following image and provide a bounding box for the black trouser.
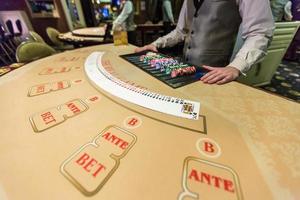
[163,22,173,35]
[128,31,137,45]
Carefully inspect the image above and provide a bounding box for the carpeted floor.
[261,60,300,103]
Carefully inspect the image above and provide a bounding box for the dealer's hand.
[135,44,158,53]
[200,65,240,85]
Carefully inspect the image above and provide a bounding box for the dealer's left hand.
[200,65,240,85]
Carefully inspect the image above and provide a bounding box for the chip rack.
[120,51,209,89]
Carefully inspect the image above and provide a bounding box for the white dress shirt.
[152,0,275,73]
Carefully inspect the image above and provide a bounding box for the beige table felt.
[0,44,299,200]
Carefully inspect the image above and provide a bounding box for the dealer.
[136,0,275,85]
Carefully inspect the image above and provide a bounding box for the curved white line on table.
[84,52,200,120]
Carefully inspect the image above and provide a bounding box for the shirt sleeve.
[229,0,275,74]
[163,1,175,23]
[284,1,293,21]
[114,1,133,25]
[152,0,189,48]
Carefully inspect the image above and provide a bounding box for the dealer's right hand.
[135,44,158,53]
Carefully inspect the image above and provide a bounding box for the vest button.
[188,46,191,49]
[191,31,194,35]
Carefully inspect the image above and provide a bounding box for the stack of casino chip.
[139,52,197,78]
[140,52,164,63]
[151,59,180,71]
[150,58,173,68]
[165,64,188,75]
[171,66,197,78]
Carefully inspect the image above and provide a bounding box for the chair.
[29,31,46,43]
[14,19,24,45]
[237,21,300,86]
[16,41,56,63]
[0,55,7,65]
[15,20,23,36]
[5,20,14,36]
[5,20,19,47]
[46,27,73,50]
[0,24,14,63]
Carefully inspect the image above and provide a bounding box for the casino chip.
[139,52,197,78]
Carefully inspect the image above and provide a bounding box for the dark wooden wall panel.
[0,0,69,44]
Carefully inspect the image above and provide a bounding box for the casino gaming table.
[58,32,105,47]
[0,44,299,200]
[58,26,107,47]
[71,27,106,38]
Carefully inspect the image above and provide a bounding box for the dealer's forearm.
[229,34,272,74]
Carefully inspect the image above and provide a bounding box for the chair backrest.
[16,41,56,63]
[46,27,64,47]
[237,21,300,86]
[0,24,5,40]
[5,20,14,36]
[16,19,23,35]
[29,31,46,43]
